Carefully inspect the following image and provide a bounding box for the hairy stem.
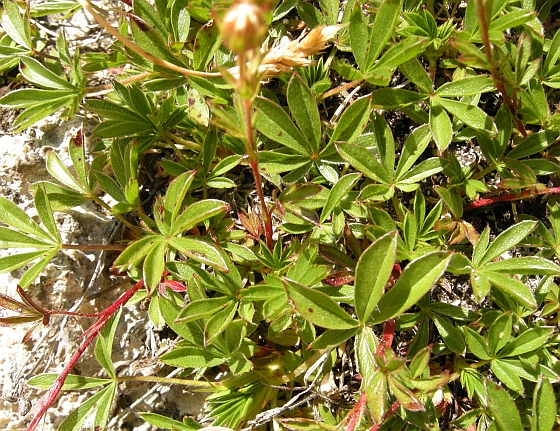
[25,280,145,431]
[464,186,560,211]
[475,0,526,138]
[76,0,221,79]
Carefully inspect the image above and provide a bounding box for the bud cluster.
[220,1,267,54]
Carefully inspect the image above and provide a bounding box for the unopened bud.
[220,1,267,53]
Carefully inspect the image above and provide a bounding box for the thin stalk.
[25,280,145,431]
[475,0,526,138]
[115,375,216,390]
[319,78,364,102]
[464,186,560,211]
[237,53,273,249]
[61,244,127,251]
[76,0,221,79]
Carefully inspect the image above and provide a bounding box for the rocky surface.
[0,114,206,430]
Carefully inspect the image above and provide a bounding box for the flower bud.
[220,1,267,53]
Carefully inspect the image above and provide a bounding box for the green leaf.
[143,240,167,290]
[163,170,196,226]
[1,0,32,49]
[483,270,537,310]
[114,235,162,270]
[175,296,230,323]
[0,197,53,241]
[309,328,360,349]
[533,378,556,431]
[68,129,88,187]
[335,142,392,183]
[370,251,452,324]
[256,97,310,155]
[0,227,52,249]
[27,374,112,390]
[483,257,560,275]
[171,199,228,235]
[169,0,190,43]
[479,220,537,266]
[395,125,431,178]
[491,359,524,394]
[94,308,123,379]
[45,151,84,193]
[487,312,512,356]
[33,185,60,243]
[349,3,368,71]
[283,278,359,329]
[329,95,371,144]
[140,412,192,431]
[94,171,127,203]
[18,248,58,289]
[435,76,495,97]
[20,57,74,90]
[160,346,227,368]
[464,327,491,360]
[365,0,403,69]
[320,173,361,223]
[429,312,465,354]
[486,380,523,431]
[287,74,321,153]
[354,232,398,324]
[507,130,559,160]
[371,88,427,109]
[57,383,117,431]
[429,99,453,151]
[204,301,237,345]
[498,327,553,357]
[373,114,395,174]
[437,97,497,134]
[169,237,227,271]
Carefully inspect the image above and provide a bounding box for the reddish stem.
[464,186,560,212]
[376,319,396,356]
[475,0,526,137]
[25,279,145,431]
[345,391,367,431]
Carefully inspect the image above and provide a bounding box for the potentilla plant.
[0,0,559,430]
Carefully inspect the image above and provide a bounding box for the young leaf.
[163,170,196,226]
[354,232,398,324]
[283,278,359,330]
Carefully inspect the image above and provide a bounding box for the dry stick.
[25,279,145,431]
[75,0,221,79]
[475,0,527,138]
[464,186,560,212]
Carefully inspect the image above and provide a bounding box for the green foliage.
[1,0,560,429]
